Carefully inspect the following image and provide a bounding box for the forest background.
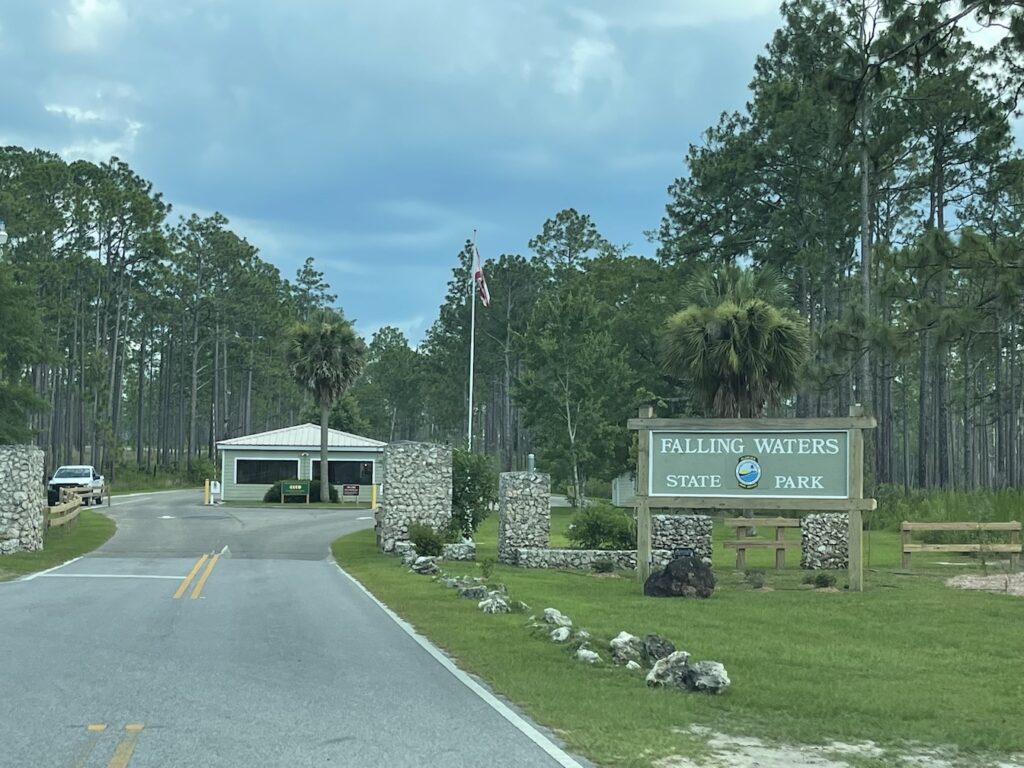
[2,0,1023,505]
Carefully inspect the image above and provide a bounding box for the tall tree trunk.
[917,333,930,488]
[320,399,331,502]
[136,332,146,468]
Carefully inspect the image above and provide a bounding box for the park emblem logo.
[735,456,761,489]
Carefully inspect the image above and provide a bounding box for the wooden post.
[735,525,746,570]
[848,405,865,592]
[774,524,786,571]
[900,524,911,570]
[1010,526,1020,572]
[636,405,653,586]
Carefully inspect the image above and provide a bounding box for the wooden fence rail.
[900,521,1021,571]
[723,517,801,570]
[46,495,82,532]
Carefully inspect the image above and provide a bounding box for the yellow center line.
[190,553,220,599]
[72,724,107,768]
[106,723,144,768]
[173,554,209,599]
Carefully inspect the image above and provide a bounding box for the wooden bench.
[724,517,801,570]
[900,521,1021,570]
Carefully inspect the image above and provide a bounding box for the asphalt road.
[0,490,585,768]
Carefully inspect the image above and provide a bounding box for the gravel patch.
[657,727,1024,768]
[946,573,1024,597]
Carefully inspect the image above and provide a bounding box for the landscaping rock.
[574,629,591,641]
[439,577,460,589]
[643,556,716,598]
[610,631,644,666]
[542,607,572,627]
[550,627,571,643]
[394,540,417,559]
[479,595,511,614]
[641,633,677,666]
[576,647,600,664]
[410,556,440,575]
[646,650,691,688]
[457,585,488,599]
[625,660,642,671]
[442,541,476,561]
[682,660,731,694]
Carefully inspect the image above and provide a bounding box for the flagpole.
[467,231,477,451]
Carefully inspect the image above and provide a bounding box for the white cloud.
[44,98,143,162]
[45,104,105,123]
[574,0,780,30]
[58,119,141,163]
[55,0,128,53]
[550,36,622,96]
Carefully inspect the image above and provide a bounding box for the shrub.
[479,557,496,580]
[408,523,444,557]
[567,504,636,550]
[584,478,613,501]
[744,569,767,589]
[802,572,837,588]
[187,456,218,485]
[452,449,498,535]
[870,485,1024,531]
[263,479,338,503]
[592,559,615,574]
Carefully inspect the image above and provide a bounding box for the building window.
[311,460,373,485]
[236,459,298,485]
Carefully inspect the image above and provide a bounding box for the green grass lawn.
[0,510,116,581]
[333,509,1024,768]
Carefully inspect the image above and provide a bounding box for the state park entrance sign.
[629,405,877,592]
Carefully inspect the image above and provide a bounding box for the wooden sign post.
[629,405,876,592]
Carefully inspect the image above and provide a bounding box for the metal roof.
[216,423,386,450]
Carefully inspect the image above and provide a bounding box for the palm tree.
[661,266,808,417]
[288,309,366,501]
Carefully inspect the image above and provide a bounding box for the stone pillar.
[497,471,550,564]
[801,513,849,569]
[376,442,452,552]
[651,515,714,561]
[0,446,46,555]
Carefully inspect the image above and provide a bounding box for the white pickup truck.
[47,465,105,506]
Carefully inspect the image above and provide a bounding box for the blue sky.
[0,1,785,343]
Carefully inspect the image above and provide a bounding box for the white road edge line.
[39,574,186,579]
[332,561,586,768]
[20,556,84,581]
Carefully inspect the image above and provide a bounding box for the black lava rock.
[643,556,716,599]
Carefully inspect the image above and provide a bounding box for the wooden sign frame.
[630,405,876,592]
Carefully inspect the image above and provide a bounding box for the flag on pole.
[473,245,491,307]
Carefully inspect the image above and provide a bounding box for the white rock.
[542,607,572,627]
[479,596,511,614]
[646,650,691,688]
[625,660,642,671]
[576,648,600,663]
[550,627,571,643]
[610,631,644,665]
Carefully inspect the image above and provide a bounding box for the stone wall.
[393,540,476,561]
[0,446,46,555]
[801,513,849,569]
[513,548,675,570]
[651,515,714,561]
[497,471,550,564]
[376,442,452,552]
